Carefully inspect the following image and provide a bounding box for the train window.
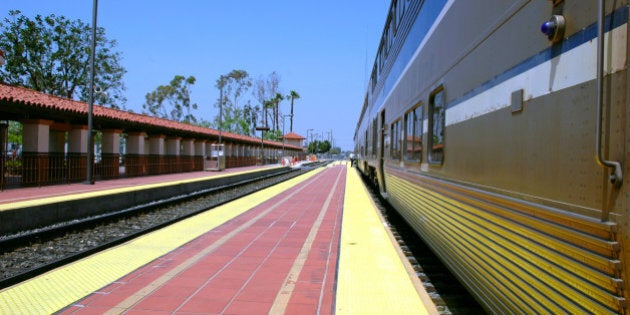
[371,118,378,157]
[364,129,368,157]
[428,87,445,164]
[390,4,397,35]
[371,67,377,92]
[397,0,405,25]
[404,104,422,162]
[390,119,402,160]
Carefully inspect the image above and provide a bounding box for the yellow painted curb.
[336,165,438,315]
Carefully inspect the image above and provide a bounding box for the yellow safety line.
[336,165,439,315]
[0,166,282,211]
[0,167,322,315]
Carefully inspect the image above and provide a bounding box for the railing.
[0,153,256,191]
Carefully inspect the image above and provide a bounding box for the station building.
[0,83,305,189]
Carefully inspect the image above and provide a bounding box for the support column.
[246,145,253,166]
[49,124,68,183]
[149,134,166,174]
[125,132,147,176]
[224,143,233,168]
[232,144,239,167]
[0,123,7,189]
[101,129,121,179]
[21,119,52,186]
[68,125,89,182]
[166,137,181,173]
[181,138,195,172]
[194,140,206,171]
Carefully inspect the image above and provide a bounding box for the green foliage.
[7,121,22,146]
[264,129,282,142]
[271,92,284,132]
[287,90,300,132]
[4,159,21,174]
[214,70,254,135]
[143,75,198,123]
[0,10,127,108]
[307,140,331,154]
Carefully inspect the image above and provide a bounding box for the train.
[354,1,630,313]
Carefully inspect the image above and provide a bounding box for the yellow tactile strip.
[336,165,439,315]
[0,167,323,314]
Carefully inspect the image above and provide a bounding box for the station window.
[390,119,402,160]
[404,104,422,162]
[428,87,445,164]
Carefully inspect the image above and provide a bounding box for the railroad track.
[0,162,326,289]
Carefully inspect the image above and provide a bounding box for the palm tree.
[263,100,274,129]
[287,90,300,132]
[272,93,284,132]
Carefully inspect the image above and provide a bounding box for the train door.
[378,110,387,194]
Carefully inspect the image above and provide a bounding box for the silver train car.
[354,1,630,313]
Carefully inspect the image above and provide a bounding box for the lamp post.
[255,108,269,165]
[307,128,313,153]
[282,114,293,158]
[217,75,227,145]
[86,0,98,185]
[327,130,332,159]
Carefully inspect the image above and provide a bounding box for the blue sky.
[0,1,390,151]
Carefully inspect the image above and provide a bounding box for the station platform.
[0,164,288,236]
[0,162,438,314]
[0,164,270,207]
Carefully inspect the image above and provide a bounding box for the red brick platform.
[61,165,345,314]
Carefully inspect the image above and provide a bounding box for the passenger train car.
[354,1,630,313]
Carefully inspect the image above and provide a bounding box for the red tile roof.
[282,132,305,140]
[0,83,303,150]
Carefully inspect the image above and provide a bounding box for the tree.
[214,70,253,135]
[272,92,284,132]
[254,71,281,131]
[262,99,274,130]
[0,10,127,108]
[286,90,300,132]
[242,101,259,136]
[307,140,331,154]
[319,140,331,154]
[143,75,198,123]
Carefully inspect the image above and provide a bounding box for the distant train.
[354,1,630,313]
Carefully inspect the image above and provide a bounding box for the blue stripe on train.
[447,6,629,110]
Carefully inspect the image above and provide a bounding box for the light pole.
[327,130,332,158]
[86,0,98,185]
[255,107,269,165]
[307,128,313,153]
[282,114,293,159]
[218,75,227,145]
